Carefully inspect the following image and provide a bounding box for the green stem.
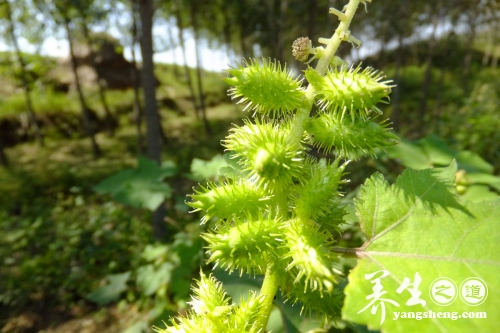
[255,1,364,331]
[254,265,280,330]
[287,0,363,147]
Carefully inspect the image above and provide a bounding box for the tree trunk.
[239,28,249,58]
[97,82,114,135]
[166,24,180,78]
[482,33,492,67]
[391,1,407,133]
[492,48,499,69]
[307,0,317,42]
[139,0,167,240]
[81,25,116,137]
[376,23,389,68]
[435,29,455,135]
[0,139,8,167]
[275,0,289,64]
[64,17,101,158]
[131,0,144,155]
[189,2,211,134]
[418,13,438,133]
[174,2,200,119]
[222,15,238,113]
[6,1,43,147]
[462,14,478,94]
[237,4,250,59]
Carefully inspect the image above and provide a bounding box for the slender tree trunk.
[418,13,438,133]
[462,15,478,95]
[435,29,455,135]
[239,28,248,58]
[174,3,200,119]
[139,0,167,240]
[6,1,43,147]
[166,24,180,78]
[131,0,144,155]
[81,25,115,137]
[307,0,317,42]
[275,0,288,63]
[265,0,279,61]
[0,139,8,167]
[490,7,500,69]
[492,47,499,69]
[64,17,101,158]
[189,2,211,134]
[482,33,492,67]
[391,1,407,133]
[237,5,250,59]
[97,82,114,135]
[377,39,387,67]
[223,18,238,112]
[376,23,389,68]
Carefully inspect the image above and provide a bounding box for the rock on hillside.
[51,37,138,91]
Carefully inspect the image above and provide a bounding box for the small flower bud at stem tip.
[292,37,313,62]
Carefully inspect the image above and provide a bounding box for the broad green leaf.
[141,244,169,262]
[343,163,500,332]
[266,306,286,333]
[456,151,493,174]
[94,156,175,210]
[123,320,148,333]
[384,135,494,176]
[189,154,229,181]
[461,185,499,201]
[112,182,171,211]
[385,138,431,170]
[86,272,131,305]
[136,262,174,296]
[465,173,500,193]
[419,135,456,166]
[274,292,327,333]
[219,153,247,180]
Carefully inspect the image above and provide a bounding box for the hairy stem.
[255,1,364,331]
[287,0,363,148]
[255,265,280,330]
[331,246,364,257]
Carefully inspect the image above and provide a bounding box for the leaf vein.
[363,251,500,266]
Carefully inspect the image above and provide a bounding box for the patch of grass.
[0,89,81,118]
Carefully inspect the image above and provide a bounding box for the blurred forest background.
[1,0,500,332]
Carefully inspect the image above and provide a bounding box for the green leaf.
[343,163,500,332]
[219,153,247,180]
[274,292,327,333]
[94,156,175,210]
[465,173,500,193]
[418,135,456,166]
[461,185,499,201]
[123,321,148,333]
[136,262,174,296]
[456,151,494,174]
[385,138,431,170]
[189,154,229,181]
[141,244,169,262]
[86,272,131,305]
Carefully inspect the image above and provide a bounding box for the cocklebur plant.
[155,0,398,332]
